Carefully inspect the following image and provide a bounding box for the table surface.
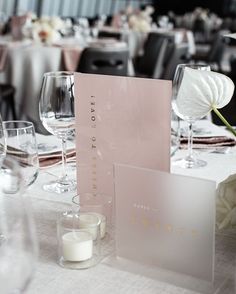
[24,135,236,294]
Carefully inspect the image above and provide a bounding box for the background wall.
[0,0,152,17]
[153,0,236,16]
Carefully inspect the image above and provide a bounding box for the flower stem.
[212,106,236,137]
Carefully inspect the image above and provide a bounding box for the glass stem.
[61,138,67,180]
[187,122,194,160]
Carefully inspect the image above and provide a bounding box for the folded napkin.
[6,144,76,169]
[180,136,236,149]
[39,148,76,169]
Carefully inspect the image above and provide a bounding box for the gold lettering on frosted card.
[115,164,215,283]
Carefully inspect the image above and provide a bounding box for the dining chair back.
[206,32,228,65]
[77,47,129,76]
[161,43,189,80]
[98,30,122,40]
[135,32,174,77]
[0,84,16,121]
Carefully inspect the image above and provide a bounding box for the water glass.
[0,157,38,293]
[0,114,6,167]
[57,210,101,269]
[3,121,39,188]
[72,193,113,240]
[39,71,76,194]
[172,64,210,168]
[171,110,180,157]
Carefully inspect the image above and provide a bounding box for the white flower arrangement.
[24,16,65,44]
[127,5,154,33]
[176,67,236,230]
[216,174,236,230]
[175,68,236,136]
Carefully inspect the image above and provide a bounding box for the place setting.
[1,1,236,294]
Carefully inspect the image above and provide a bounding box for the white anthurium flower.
[216,174,236,230]
[176,68,235,119]
[175,67,236,137]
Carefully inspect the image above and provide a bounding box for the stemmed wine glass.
[3,121,39,188]
[0,157,38,293]
[39,71,76,194]
[172,64,211,168]
[0,114,6,167]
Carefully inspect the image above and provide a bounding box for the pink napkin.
[39,148,76,169]
[62,47,82,71]
[0,45,8,71]
[180,136,236,149]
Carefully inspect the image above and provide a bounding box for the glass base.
[43,179,76,194]
[59,254,100,270]
[173,157,207,169]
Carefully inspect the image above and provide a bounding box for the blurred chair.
[161,43,190,80]
[192,31,229,71]
[98,30,122,40]
[77,47,129,76]
[193,18,208,43]
[0,84,16,120]
[135,32,175,78]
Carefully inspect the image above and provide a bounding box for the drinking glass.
[0,114,6,167]
[0,157,38,293]
[57,210,101,269]
[3,121,39,187]
[172,64,210,168]
[39,71,76,193]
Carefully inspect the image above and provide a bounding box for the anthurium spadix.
[175,68,236,136]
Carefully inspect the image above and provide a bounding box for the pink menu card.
[74,73,172,200]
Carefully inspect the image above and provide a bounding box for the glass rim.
[72,194,112,207]
[3,120,35,131]
[43,71,74,78]
[176,63,211,69]
[59,210,101,228]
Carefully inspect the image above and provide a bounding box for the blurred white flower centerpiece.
[23,15,65,44]
[32,16,65,44]
[127,5,154,33]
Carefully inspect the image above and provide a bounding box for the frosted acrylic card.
[74,73,172,200]
[114,164,215,284]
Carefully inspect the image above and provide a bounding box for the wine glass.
[172,64,211,168]
[0,157,38,293]
[3,121,39,188]
[0,114,6,167]
[39,71,76,194]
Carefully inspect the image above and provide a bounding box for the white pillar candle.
[92,213,106,239]
[62,231,93,262]
[80,213,106,239]
[79,214,100,240]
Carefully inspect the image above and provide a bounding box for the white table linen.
[22,128,236,294]
[0,44,62,133]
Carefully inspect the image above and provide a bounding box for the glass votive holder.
[57,210,101,270]
[72,193,113,240]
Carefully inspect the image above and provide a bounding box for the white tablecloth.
[0,43,62,133]
[24,139,236,294]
